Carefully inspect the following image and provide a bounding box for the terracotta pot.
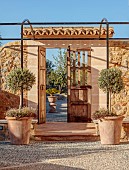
[47,96,57,103]
[47,96,57,113]
[6,117,32,145]
[98,116,124,145]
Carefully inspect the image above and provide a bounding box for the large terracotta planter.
[6,117,32,145]
[98,116,124,145]
[47,96,57,113]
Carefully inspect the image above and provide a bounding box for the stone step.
[32,122,100,141]
[34,135,100,142]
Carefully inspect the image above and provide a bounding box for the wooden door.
[38,47,46,123]
[67,46,92,122]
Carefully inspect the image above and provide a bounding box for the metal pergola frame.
[0,18,129,118]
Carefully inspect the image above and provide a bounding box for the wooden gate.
[67,46,92,122]
[38,46,46,123]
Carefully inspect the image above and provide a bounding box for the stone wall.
[91,47,107,114]
[26,40,44,109]
[0,41,39,118]
[0,41,27,90]
[0,41,28,118]
[0,40,45,119]
[1,41,129,119]
[91,46,129,117]
[110,47,129,116]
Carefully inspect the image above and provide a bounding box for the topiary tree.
[6,68,36,109]
[98,67,124,111]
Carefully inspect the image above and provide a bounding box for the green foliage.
[98,68,123,94]
[6,107,36,119]
[47,70,58,87]
[46,50,67,93]
[46,59,55,74]
[6,68,36,93]
[92,108,116,120]
[46,59,55,87]
[53,49,67,92]
[46,88,60,96]
[97,67,124,114]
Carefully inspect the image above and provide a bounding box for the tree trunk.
[19,88,23,109]
[109,90,112,112]
[59,85,61,93]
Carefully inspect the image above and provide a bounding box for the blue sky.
[0,0,129,61]
[1,0,129,22]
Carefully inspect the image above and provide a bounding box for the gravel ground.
[0,141,129,170]
[1,97,129,169]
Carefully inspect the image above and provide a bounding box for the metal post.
[106,22,109,110]
[106,22,109,69]
[20,19,35,108]
[67,46,71,122]
[20,20,24,108]
[99,18,109,110]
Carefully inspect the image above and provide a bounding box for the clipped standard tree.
[98,67,124,112]
[5,68,36,144]
[93,67,124,145]
[6,68,36,109]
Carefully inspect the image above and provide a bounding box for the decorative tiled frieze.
[23,27,114,38]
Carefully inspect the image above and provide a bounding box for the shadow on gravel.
[0,141,129,169]
[1,162,83,170]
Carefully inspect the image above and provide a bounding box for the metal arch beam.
[20,19,35,107]
[99,18,109,110]
[99,18,109,69]
[21,19,35,69]
[99,18,108,39]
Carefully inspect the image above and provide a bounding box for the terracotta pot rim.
[5,116,33,120]
[99,115,124,121]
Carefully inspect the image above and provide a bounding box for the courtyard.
[1,1,129,169]
[1,21,129,169]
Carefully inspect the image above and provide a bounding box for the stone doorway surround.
[23,26,114,123]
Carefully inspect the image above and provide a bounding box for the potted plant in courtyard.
[92,67,124,145]
[5,68,36,145]
[46,88,59,112]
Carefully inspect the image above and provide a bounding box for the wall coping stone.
[0,119,38,124]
